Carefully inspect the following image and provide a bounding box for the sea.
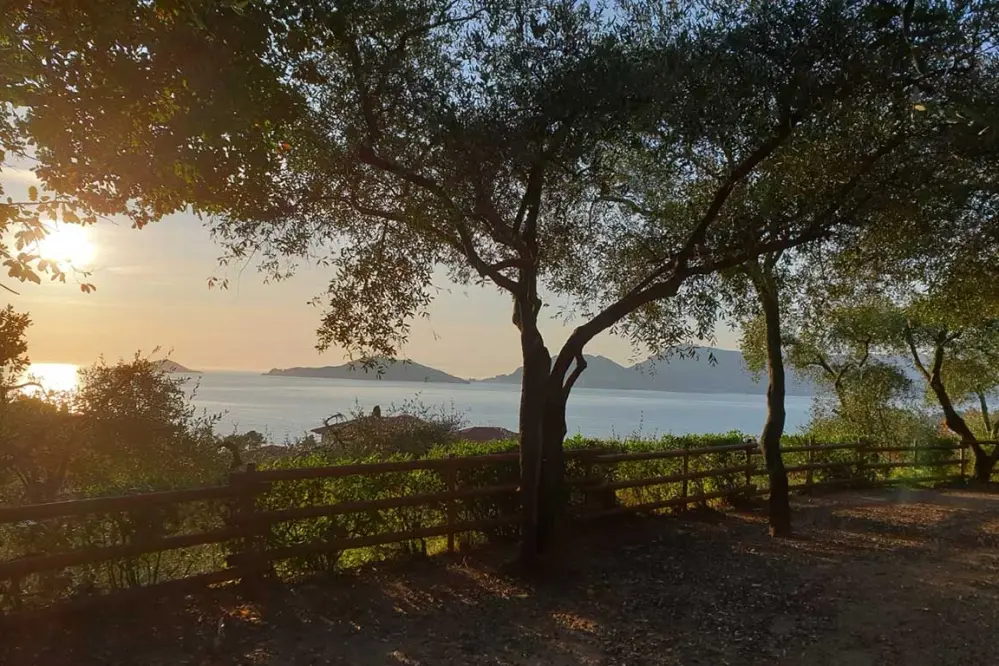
[25,364,812,442]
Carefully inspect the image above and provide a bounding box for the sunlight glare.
[22,363,80,395]
[37,223,96,269]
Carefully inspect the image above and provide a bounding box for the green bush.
[2,427,972,612]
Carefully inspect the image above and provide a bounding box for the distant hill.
[265,359,469,384]
[478,349,815,395]
[155,359,200,374]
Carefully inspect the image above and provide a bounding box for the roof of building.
[310,413,429,436]
[457,426,519,442]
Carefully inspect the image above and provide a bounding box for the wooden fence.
[0,440,973,614]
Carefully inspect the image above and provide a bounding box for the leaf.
[28,186,38,202]
[913,104,927,112]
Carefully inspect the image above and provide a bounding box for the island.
[266,359,469,384]
[479,348,815,395]
[154,359,201,374]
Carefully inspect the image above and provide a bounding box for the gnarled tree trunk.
[904,326,997,484]
[537,389,569,555]
[515,291,552,567]
[750,262,792,537]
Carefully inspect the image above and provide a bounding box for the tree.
[0,305,79,503]
[896,302,999,483]
[939,332,999,441]
[779,298,916,447]
[612,0,992,535]
[0,305,33,399]
[1,0,301,293]
[8,0,998,563]
[75,355,226,489]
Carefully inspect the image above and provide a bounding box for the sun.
[37,222,97,269]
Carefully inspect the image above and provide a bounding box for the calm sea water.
[25,366,812,442]
[189,372,812,441]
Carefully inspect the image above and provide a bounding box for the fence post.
[9,575,22,612]
[744,445,753,490]
[446,455,457,553]
[856,439,867,485]
[806,437,815,488]
[228,463,270,581]
[960,442,967,480]
[680,446,690,512]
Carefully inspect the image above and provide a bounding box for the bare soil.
[4,488,999,666]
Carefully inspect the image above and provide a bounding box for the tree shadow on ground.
[4,489,999,666]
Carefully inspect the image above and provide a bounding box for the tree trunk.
[974,454,997,483]
[515,292,552,568]
[978,391,993,438]
[924,354,990,482]
[537,389,569,554]
[752,265,791,537]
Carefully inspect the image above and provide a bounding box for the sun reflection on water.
[22,363,80,395]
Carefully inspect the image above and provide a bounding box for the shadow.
[4,488,999,666]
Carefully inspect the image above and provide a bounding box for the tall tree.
[7,0,998,561]
[608,0,993,535]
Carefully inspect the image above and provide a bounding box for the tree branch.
[903,322,933,382]
[451,222,521,293]
[804,352,838,380]
[978,390,992,438]
[596,194,656,219]
[562,352,587,398]
[515,120,573,243]
[673,111,805,270]
[930,330,949,380]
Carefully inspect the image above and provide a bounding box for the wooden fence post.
[9,575,22,612]
[228,463,270,581]
[743,445,753,490]
[806,437,815,488]
[446,455,457,553]
[856,439,867,485]
[680,447,690,512]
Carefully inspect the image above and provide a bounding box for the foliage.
[73,355,228,491]
[2,419,970,612]
[312,398,466,458]
[0,305,31,394]
[0,352,236,609]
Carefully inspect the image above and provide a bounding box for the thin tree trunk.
[904,328,992,482]
[751,263,791,537]
[978,391,993,438]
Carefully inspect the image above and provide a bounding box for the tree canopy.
[5,0,999,550]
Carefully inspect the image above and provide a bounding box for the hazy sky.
[4,167,740,377]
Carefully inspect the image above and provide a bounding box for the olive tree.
[606,0,992,535]
[9,0,998,560]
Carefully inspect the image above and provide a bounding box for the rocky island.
[266,360,468,384]
[154,359,200,374]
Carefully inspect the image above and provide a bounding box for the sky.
[3,167,741,378]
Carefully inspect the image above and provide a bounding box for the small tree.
[898,311,999,483]
[781,298,916,446]
[75,355,227,490]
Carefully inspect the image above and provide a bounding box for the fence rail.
[0,439,975,614]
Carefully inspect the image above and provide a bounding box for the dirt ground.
[4,488,999,666]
